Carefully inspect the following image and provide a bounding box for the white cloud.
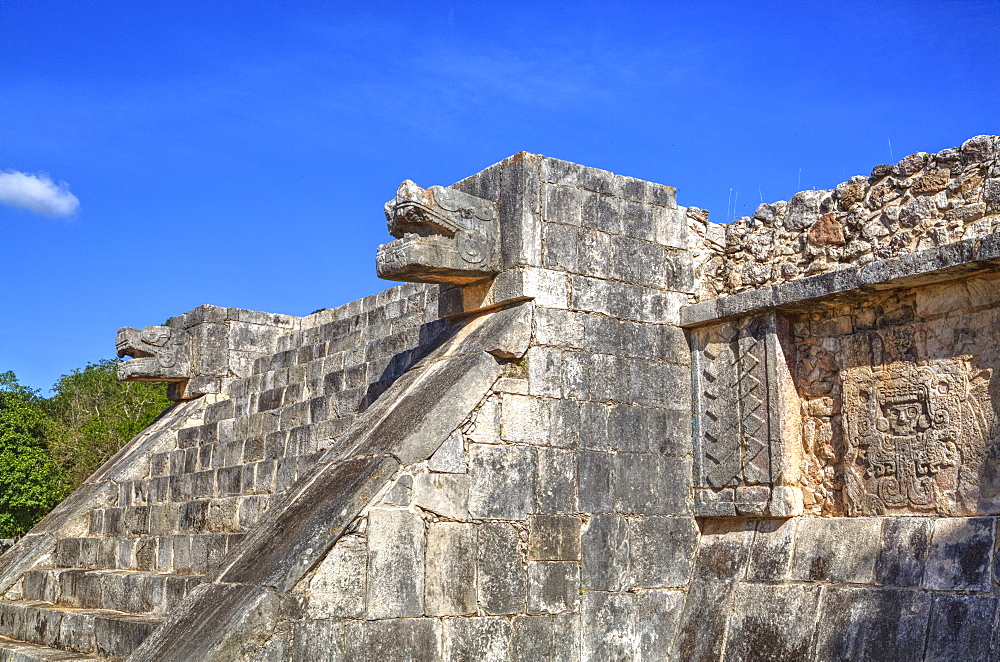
[0,170,80,217]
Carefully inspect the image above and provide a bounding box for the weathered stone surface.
[527,515,581,561]
[477,522,526,614]
[353,618,442,662]
[413,473,470,521]
[789,518,880,584]
[722,584,823,662]
[924,594,999,662]
[581,591,635,662]
[510,615,553,662]
[468,444,536,519]
[636,589,684,662]
[366,508,425,619]
[744,519,795,582]
[628,517,698,589]
[669,580,734,662]
[875,518,931,587]
[528,561,580,614]
[302,537,366,619]
[923,517,993,591]
[425,522,476,616]
[581,515,630,591]
[428,431,466,473]
[442,617,511,662]
[812,587,931,662]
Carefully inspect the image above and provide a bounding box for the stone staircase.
[0,285,448,661]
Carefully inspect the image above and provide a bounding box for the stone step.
[88,495,271,537]
[0,636,101,661]
[53,534,243,575]
[0,600,159,661]
[19,570,201,617]
[121,454,321,505]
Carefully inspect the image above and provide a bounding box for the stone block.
[467,396,501,445]
[876,518,931,587]
[669,579,735,662]
[381,473,412,507]
[528,561,580,614]
[550,613,582,662]
[577,451,612,514]
[477,522,527,614]
[582,192,621,234]
[528,345,563,398]
[425,521,477,616]
[581,514,629,591]
[745,519,796,582]
[611,453,660,514]
[923,517,993,591]
[812,587,931,662]
[413,473,470,521]
[924,594,999,662]
[528,515,582,561]
[535,308,585,348]
[690,520,755,582]
[581,591,636,662]
[589,354,630,404]
[304,537,367,619]
[443,617,512,662]
[542,182,584,226]
[722,583,823,662]
[535,448,577,514]
[607,404,648,452]
[646,408,690,457]
[547,399,580,449]
[428,431,466,473]
[628,516,699,589]
[500,395,550,445]
[579,402,608,451]
[544,222,581,272]
[510,615,553,662]
[789,517,880,584]
[468,444,536,520]
[583,314,623,355]
[636,589,684,662]
[570,275,611,314]
[354,618,442,662]
[366,508,424,619]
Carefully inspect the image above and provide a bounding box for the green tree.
[0,372,65,537]
[46,359,172,490]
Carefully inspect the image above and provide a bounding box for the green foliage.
[47,359,172,490]
[0,362,171,538]
[0,372,64,537]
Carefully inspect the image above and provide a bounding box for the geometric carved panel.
[691,313,801,517]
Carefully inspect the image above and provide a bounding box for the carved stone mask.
[115,325,190,382]
[376,180,500,284]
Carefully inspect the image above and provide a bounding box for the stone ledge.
[681,234,1000,327]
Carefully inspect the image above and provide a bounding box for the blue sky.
[2,0,998,392]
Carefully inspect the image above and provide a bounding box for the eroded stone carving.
[843,358,971,515]
[116,325,190,382]
[376,180,500,284]
[691,313,802,516]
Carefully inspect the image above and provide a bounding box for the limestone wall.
[0,144,998,661]
[690,135,1000,300]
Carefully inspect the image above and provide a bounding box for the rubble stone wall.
[690,135,1000,300]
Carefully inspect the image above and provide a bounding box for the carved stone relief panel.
[691,313,802,517]
[843,359,969,515]
[791,272,1000,517]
